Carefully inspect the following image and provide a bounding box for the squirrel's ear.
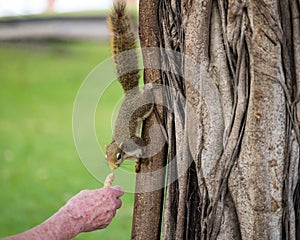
[119,142,124,149]
[104,144,108,150]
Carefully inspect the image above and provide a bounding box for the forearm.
[2,208,79,240]
[2,187,123,240]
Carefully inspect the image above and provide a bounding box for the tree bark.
[132,0,300,239]
[131,0,167,239]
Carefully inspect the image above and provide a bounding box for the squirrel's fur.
[107,1,140,92]
[105,0,153,172]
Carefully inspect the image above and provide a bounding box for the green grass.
[0,40,134,239]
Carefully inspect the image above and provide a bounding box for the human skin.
[2,186,124,240]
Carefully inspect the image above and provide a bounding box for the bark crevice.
[131,0,300,239]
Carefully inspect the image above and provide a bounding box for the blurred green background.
[0,39,135,239]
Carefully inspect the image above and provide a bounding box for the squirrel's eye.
[116,153,122,160]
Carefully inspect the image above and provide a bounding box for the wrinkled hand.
[62,186,124,234]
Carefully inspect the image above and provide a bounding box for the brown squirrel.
[105,0,153,172]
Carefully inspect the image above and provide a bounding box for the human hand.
[61,186,124,234]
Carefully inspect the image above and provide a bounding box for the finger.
[115,198,122,209]
[111,185,124,197]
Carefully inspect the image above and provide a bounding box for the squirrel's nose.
[109,162,118,170]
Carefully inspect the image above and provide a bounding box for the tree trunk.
[131,0,167,239]
[131,0,300,239]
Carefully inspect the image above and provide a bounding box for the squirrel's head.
[105,142,125,170]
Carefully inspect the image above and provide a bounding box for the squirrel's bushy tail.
[107,0,140,92]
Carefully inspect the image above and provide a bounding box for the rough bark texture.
[130,0,167,240]
[131,0,300,239]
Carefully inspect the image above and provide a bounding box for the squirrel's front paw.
[135,158,149,173]
[135,162,141,173]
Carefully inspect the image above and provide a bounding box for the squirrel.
[105,0,154,172]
